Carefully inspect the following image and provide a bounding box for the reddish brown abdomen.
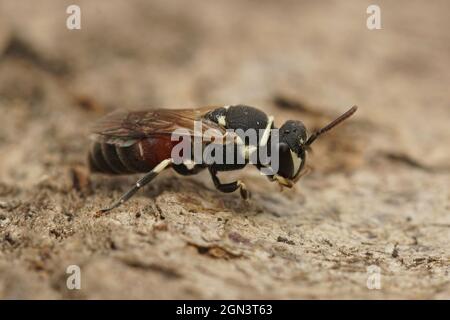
[88,136,175,174]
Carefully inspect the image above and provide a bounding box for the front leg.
[208,167,251,199]
[268,174,294,188]
[256,164,294,189]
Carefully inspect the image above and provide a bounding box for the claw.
[237,181,251,200]
[273,174,294,188]
[94,209,109,218]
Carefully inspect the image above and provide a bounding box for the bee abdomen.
[116,143,153,173]
[101,143,133,174]
[89,142,112,174]
[88,142,130,174]
[88,142,153,175]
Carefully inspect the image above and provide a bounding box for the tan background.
[0,0,449,299]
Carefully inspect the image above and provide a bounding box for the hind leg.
[98,158,173,214]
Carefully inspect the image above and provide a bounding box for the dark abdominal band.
[88,142,152,174]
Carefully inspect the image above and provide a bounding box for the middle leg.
[208,167,251,199]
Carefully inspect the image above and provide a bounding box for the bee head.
[277,120,307,181]
[276,105,358,181]
[279,120,307,157]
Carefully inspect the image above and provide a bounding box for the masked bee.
[89,104,357,213]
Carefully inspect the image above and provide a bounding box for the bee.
[89,104,357,213]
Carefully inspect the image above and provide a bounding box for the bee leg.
[271,174,294,188]
[293,165,312,183]
[97,158,173,215]
[208,167,251,200]
[172,162,205,176]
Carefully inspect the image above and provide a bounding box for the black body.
[90,104,357,213]
[205,105,270,133]
[204,105,301,178]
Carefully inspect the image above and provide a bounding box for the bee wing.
[90,107,229,146]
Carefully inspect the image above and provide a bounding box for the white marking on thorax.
[260,116,274,147]
[183,159,196,170]
[290,150,302,176]
[217,115,227,126]
[241,145,257,160]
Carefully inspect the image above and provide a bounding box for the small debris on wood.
[392,243,399,258]
[153,221,168,231]
[70,165,91,192]
[73,95,106,113]
[188,242,242,259]
[382,152,433,172]
[277,236,296,245]
[120,256,182,279]
[228,231,251,245]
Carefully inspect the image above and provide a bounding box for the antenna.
[305,105,358,146]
